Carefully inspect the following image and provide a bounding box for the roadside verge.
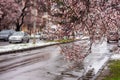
[0,39,82,55]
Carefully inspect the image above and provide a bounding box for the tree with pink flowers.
[49,0,120,65]
[0,0,119,64]
[0,0,20,29]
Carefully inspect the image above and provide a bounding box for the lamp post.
[33,0,37,44]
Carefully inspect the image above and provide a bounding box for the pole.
[33,0,37,44]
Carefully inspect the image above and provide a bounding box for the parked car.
[0,30,15,41]
[35,32,47,40]
[30,33,41,39]
[9,31,30,43]
[107,31,119,43]
[40,33,48,40]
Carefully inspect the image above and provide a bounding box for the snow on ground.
[0,40,57,53]
[92,41,109,53]
[83,41,110,74]
[108,43,120,60]
[111,54,120,60]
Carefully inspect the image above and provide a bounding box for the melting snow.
[111,54,120,60]
[0,41,57,53]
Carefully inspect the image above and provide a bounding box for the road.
[0,41,9,46]
[0,44,86,80]
[0,45,61,80]
[0,40,91,80]
[0,40,118,80]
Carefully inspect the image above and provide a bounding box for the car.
[107,31,119,43]
[9,31,30,43]
[0,29,15,41]
[40,33,48,40]
[30,33,41,39]
[39,32,48,40]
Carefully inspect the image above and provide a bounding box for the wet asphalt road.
[0,45,54,73]
[0,45,61,80]
[0,40,90,80]
[0,43,85,80]
[0,41,9,46]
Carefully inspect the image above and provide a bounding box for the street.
[0,45,60,80]
[0,40,90,80]
[0,41,9,46]
[0,44,84,80]
[0,40,119,80]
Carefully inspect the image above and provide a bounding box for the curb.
[0,39,81,55]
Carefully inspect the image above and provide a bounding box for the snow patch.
[0,41,57,53]
[111,54,120,60]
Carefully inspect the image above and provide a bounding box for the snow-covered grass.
[111,54,120,60]
[0,37,89,53]
[109,43,120,60]
[0,41,57,53]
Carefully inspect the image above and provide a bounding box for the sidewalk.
[82,41,113,80]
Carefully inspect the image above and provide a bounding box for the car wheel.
[116,40,119,43]
[4,38,8,41]
[21,39,23,43]
[27,39,29,43]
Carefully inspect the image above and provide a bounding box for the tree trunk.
[15,23,21,31]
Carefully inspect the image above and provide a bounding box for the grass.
[56,39,74,43]
[103,60,120,80]
[47,39,74,43]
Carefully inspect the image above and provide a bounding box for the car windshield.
[13,32,24,36]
